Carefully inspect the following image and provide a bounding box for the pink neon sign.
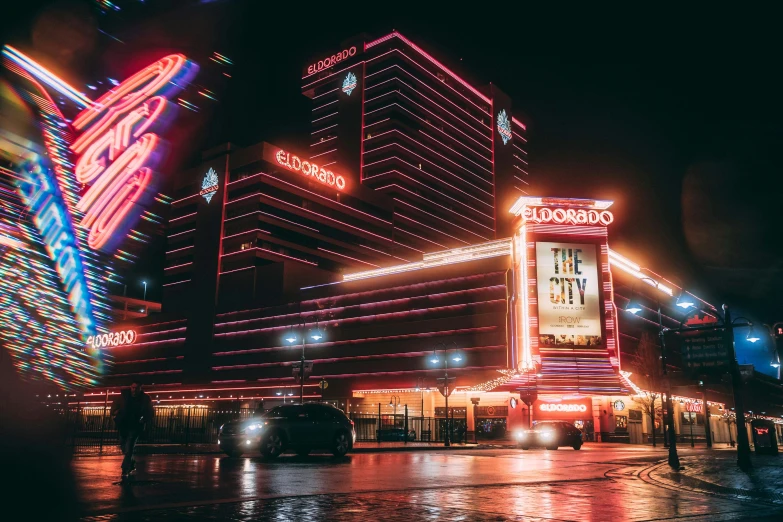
[273,148,346,191]
[70,55,197,250]
[522,207,614,226]
[306,46,357,75]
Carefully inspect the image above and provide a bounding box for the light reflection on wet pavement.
[74,446,783,521]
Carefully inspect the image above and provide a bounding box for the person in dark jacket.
[111,380,154,478]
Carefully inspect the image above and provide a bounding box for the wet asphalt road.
[74,445,783,521]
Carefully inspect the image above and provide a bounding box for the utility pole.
[723,305,752,471]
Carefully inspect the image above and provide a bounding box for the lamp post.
[389,395,400,418]
[624,277,682,470]
[284,319,324,405]
[759,322,783,380]
[722,305,753,471]
[142,280,147,301]
[430,342,463,447]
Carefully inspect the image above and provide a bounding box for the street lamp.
[430,341,463,447]
[141,280,147,301]
[675,293,696,309]
[623,276,680,470]
[389,395,400,418]
[283,318,325,404]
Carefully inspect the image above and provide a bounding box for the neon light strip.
[164,262,192,271]
[221,247,318,266]
[392,198,491,241]
[419,130,493,175]
[252,172,391,225]
[509,196,614,215]
[380,183,494,232]
[217,271,501,321]
[165,245,194,255]
[344,239,511,281]
[220,266,254,275]
[310,148,337,159]
[222,228,271,240]
[365,63,492,134]
[364,93,491,160]
[310,136,337,147]
[364,71,492,151]
[365,171,494,219]
[229,191,392,243]
[2,46,93,107]
[394,225,448,250]
[311,123,338,135]
[364,141,494,199]
[608,250,674,296]
[394,211,471,246]
[170,212,197,222]
[168,228,195,238]
[317,247,380,268]
[171,194,199,204]
[364,32,491,106]
[511,117,527,132]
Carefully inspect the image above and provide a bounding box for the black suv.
[218,403,356,458]
[514,421,583,450]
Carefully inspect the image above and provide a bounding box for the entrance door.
[628,422,643,444]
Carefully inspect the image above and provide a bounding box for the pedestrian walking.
[110,380,154,480]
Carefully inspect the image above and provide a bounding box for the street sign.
[292,361,314,384]
[438,385,455,397]
[437,375,455,397]
[677,330,729,370]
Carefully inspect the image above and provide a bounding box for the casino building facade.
[91,32,781,443]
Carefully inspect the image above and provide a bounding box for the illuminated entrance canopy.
[273,148,347,191]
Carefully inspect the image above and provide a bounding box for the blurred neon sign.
[70,54,198,251]
[18,160,97,336]
[86,329,137,349]
[523,207,614,226]
[274,148,346,191]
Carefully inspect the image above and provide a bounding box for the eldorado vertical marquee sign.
[509,196,625,396]
[1,48,198,389]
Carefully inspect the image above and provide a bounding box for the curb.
[73,443,501,457]
[641,458,783,506]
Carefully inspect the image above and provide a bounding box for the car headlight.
[539,430,553,439]
[514,431,527,439]
[247,423,262,431]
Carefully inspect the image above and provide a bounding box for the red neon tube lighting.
[365,32,491,105]
[364,71,492,142]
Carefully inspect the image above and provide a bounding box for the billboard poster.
[536,242,602,346]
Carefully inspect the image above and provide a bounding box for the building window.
[240,241,253,251]
[615,415,628,430]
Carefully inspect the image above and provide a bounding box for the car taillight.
[350,420,355,428]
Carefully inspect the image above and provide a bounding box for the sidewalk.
[646,452,783,505]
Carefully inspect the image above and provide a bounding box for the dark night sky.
[3,2,781,366]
